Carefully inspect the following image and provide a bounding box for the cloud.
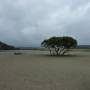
[0,0,90,46]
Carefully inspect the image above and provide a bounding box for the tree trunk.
[55,47,59,55]
[62,49,69,55]
[59,47,64,55]
[48,48,52,55]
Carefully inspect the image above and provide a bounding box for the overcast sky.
[0,0,90,47]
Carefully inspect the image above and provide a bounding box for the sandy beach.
[0,49,90,90]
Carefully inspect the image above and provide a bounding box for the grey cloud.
[0,0,90,46]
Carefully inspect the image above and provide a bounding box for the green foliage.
[41,36,77,55]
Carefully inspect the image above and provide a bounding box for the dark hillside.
[0,41,16,50]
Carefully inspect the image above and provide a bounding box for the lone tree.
[41,36,77,55]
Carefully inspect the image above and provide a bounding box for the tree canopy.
[41,36,77,55]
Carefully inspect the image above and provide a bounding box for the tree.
[41,36,77,55]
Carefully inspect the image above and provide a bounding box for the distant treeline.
[76,45,90,49]
[19,47,44,50]
[0,41,18,50]
[19,45,90,50]
[0,41,90,50]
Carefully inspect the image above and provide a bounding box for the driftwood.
[14,52,23,55]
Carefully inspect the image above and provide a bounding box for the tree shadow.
[39,54,86,58]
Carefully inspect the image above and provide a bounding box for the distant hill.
[18,47,42,50]
[1,41,90,50]
[19,45,90,50]
[77,45,90,49]
[0,41,16,50]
